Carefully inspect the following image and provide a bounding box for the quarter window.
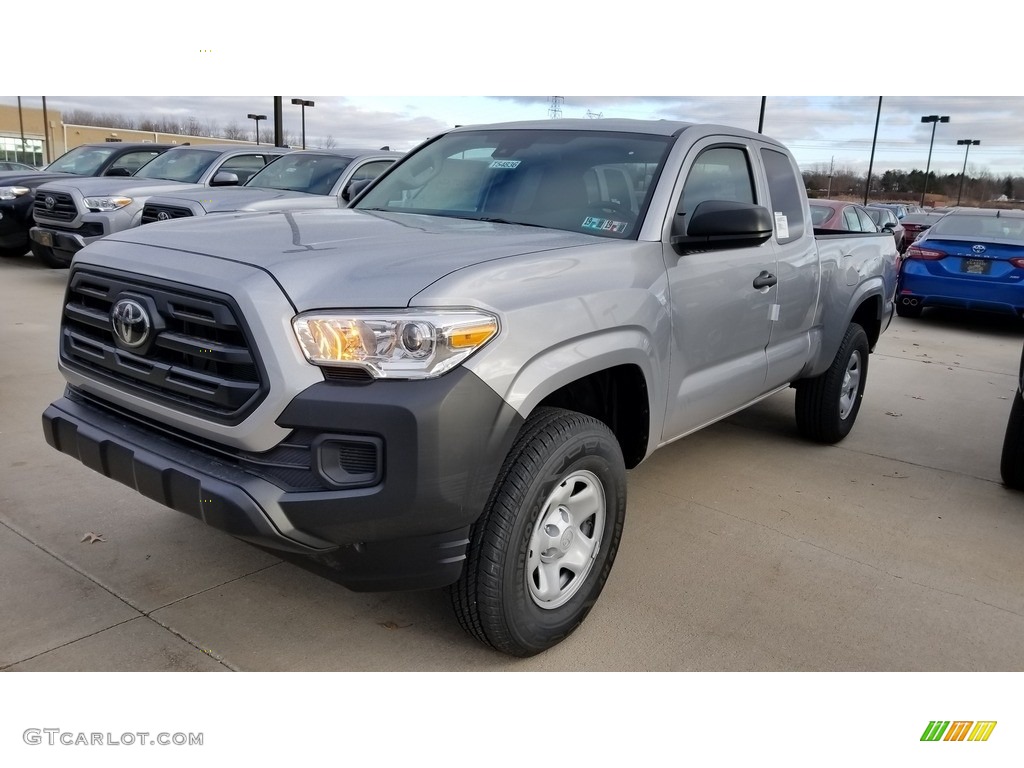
[760,148,806,244]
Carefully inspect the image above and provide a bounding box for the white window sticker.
[489,160,521,170]
[774,212,789,239]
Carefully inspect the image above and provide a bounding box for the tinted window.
[46,146,118,175]
[679,146,756,227]
[760,148,805,244]
[810,204,834,227]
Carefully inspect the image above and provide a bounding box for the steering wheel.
[586,201,634,221]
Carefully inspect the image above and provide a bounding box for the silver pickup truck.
[29,144,292,267]
[138,148,402,223]
[41,119,898,657]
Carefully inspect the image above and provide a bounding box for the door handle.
[753,271,777,289]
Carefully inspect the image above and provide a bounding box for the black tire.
[449,407,627,657]
[795,322,870,444]
[1000,391,1024,490]
[30,240,70,269]
[0,244,28,258]
[895,301,922,319]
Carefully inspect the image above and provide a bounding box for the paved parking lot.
[2,251,1023,672]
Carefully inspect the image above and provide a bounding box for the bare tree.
[316,134,338,149]
[222,121,247,140]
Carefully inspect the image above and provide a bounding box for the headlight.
[83,196,133,212]
[293,309,499,379]
[0,186,30,200]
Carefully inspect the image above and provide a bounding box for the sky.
[5,94,1024,179]
[9,2,1023,178]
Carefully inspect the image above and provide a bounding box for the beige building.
[1,102,256,166]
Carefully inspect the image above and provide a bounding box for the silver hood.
[39,176,193,196]
[148,187,317,212]
[101,208,606,309]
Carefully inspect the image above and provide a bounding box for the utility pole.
[827,157,835,198]
[863,97,882,206]
[273,97,284,147]
[548,97,563,119]
[757,97,766,134]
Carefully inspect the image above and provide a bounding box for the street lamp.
[247,113,267,145]
[920,114,949,207]
[290,98,315,149]
[956,139,980,206]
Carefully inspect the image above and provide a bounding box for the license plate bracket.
[962,258,990,275]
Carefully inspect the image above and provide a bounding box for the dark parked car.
[896,208,1024,318]
[899,211,948,250]
[809,199,880,233]
[1001,341,1024,489]
[0,142,173,259]
[865,205,906,251]
[872,202,923,220]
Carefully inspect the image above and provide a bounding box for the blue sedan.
[896,208,1024,318]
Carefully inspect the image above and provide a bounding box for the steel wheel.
[526,469,606,610]
[839,349,863,420]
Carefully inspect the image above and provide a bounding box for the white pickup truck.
[42,118,898,656]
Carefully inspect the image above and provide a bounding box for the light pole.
[956,139,980,206]
[290,98,315,149]
[920,114,949,207]
[247,113,267,145]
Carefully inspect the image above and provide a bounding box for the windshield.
[354,128,673,239]
[133,149,220,183]
[246,153,352,195]
[44,146,118,176]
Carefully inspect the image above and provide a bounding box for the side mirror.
[104,167,132,177]
[342,178,372,204]
[882,223,895,232]
[671,200,774,252]
[211,171,240,187]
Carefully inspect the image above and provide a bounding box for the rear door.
[757,144,820,389]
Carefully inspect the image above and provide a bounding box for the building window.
[0,136,44,167]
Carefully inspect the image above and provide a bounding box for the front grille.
[36,221,104,237]
[34,190,77,221]
[61,268,266,423]
[141,203,195,225]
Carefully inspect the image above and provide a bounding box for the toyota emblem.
[110,298,151,349]
[156,211,171,221]
[972,244,986,254]
[44,196,56,210]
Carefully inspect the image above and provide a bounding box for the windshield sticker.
[489,160,522,170]
[774,212,789,239]
[582,216,629,234]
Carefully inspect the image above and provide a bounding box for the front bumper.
[42,368,523,591]
[30,225,93,256]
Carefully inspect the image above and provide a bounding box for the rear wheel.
[795,322,869,444]
[450,407,627,657]
[1000,391,1024,490]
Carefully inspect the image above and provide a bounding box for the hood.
[104,208,606,309]
[39,176,191,196]
[149,187,314,213]
[0,171,78,189]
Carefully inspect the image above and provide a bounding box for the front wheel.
[449,407,627,657]
[1000,391,1024,490]
[795,322,870,444]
